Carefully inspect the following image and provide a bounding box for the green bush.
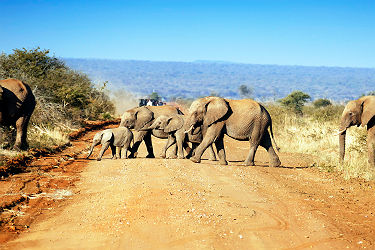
[278,91,310,115]
[0,47,115,124]
[313,98,332,108]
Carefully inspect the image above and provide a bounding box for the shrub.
[0,47,115,151]
[0,47,115,123]
[278,91,310,115]
[313,98,332,108]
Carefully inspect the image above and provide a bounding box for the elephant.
[120,105,183,158]
[338,96,375,167]
[142,114,216,160]
[184,96,281,167]
[0,78,36,150]
[86,127,133,161]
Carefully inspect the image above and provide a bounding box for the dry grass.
[267,104,375,180]
[28,125,70,149]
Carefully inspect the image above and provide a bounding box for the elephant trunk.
[140,123,157,131]
[339,131,346,162]
[87,144,95,159]
[338,117,349,162]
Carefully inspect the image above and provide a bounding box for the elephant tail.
[268,122,280,152]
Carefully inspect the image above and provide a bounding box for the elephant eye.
[349,112,353,116]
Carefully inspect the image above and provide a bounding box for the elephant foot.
[178,156,185,159]
[219,160,228,165]
[244,161,255,166]
[146,154,155,158]
[169,155,177,159]
[160,154,166,159]
[270,159,282,168]
[96,158,102,161]
[128,152,138,158]
[190,157,201,163]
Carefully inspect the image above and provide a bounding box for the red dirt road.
[1,127,375,249]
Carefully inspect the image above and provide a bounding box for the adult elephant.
[338,96,375,167]
[0,78,36,150]
[120,105,183,158]
[184,96,281,167]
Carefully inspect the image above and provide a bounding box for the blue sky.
[0,0,374,67]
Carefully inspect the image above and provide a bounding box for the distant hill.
[64,58,375,101]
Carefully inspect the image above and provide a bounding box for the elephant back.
[148,105,183,117]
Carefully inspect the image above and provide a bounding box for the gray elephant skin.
[184,96,281,167]
[120,105,183,158]
[338,96,375,167]
[0,78,36,150]
[87,127,133,161]
[143,114,216,160]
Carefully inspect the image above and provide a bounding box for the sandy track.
[2,131,375,249]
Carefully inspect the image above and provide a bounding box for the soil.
[1,125,375,249]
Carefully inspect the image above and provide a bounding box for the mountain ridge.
[64,58,375,101]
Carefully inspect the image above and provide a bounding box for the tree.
[313,98,332,108]
[279,91,310,115]
[0,47,114,122]
[149,92,161,100]
[238,84,253,98]
[364,91,375,96]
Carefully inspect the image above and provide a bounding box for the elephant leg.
[244,123,263,166]
[260,130,281,167]
[143,132,155,158]
[110,145,117,159]
[191,123,224,163]
[116,146,122,159]
[176,134,185,159]
[97,142,110,161]
[14,116,29,150]
[186,143,197,159]
[169,143,177,158]
[214,133,227,165]
[128,131,147,158]
[163,135,176,159]
[367,126,375,167]
[207,144,217,161]
[123,146,128,159]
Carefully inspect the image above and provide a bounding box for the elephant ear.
[101,131,113,142]
[204,97,228,127]
[134,107,154,131]
[164,116,184,133]
[361,96,375,126]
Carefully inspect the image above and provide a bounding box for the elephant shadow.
[205,160,311,169]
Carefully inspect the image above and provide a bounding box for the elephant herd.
[1,78,375,168]
[109,97,281,166]
[88,95,375,169]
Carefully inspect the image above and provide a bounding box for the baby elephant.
[144,114,216,160]
[87,127,133,161]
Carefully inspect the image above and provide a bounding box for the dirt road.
[2,128,375,249]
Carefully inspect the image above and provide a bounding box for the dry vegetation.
[0,48,115,162]
[267,104,375,180]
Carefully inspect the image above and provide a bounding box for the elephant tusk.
[185,125,194,134]
[334,129,347,136]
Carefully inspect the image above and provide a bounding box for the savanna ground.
[1,123,375,249]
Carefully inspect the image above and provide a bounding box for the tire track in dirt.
[2,135,374,249]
